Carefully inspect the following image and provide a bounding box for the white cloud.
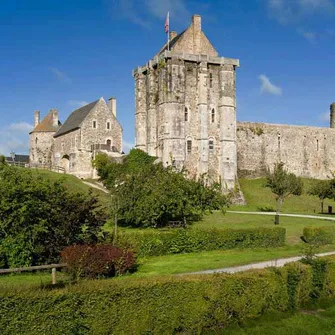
[319,111,330,121]
[267,0,335,25]
[68,100,89,108]
[49,67,72,84]
[111,0,189,27]
[0,122,33,156]
[297,28,317,42]
[123,140,134,153]
[259,74,282,96]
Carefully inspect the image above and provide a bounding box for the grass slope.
[231,178,335,214]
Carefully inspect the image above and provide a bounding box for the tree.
[308,180,331,213]
[93,150,228,228]
[264,162,303,224]
[0,165,106,268]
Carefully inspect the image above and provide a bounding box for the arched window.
[187,140,192,154]
[185,107,189,122]
[211,108,215,123]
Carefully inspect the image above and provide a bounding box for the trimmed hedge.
[115,227,286,257]
[0,259,334,334]
[303,226,335,245]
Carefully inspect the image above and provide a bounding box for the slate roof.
[6,154,29,163]
[30,110,61,133]
[54,100,99,138]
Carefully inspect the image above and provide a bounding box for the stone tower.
[330,103,335,128]
[133,14,240,190]
[29,109,61,166]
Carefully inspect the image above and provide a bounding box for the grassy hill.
[231,178,335,215]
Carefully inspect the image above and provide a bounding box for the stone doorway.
[60,155,70,173]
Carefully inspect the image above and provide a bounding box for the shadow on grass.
[257,206,276,212]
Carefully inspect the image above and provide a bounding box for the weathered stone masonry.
[134,15,240,189]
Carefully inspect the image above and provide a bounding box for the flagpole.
[166,12,170,51]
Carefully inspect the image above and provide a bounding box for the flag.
[165,12,169,34]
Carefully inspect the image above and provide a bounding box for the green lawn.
[231,178,335,215]
[223,306,335,335]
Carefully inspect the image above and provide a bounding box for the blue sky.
[1,0,335,155]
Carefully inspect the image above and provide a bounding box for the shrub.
[61,244,136,279]
[302,226,335,246]
[1,261,335,334]
[114,227,286,257]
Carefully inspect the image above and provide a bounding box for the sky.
[1,0,335,155]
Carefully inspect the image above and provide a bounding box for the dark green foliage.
[308,180,332,213]
[93,149,228,227]
[114,227,286,257]
[0,155,7,165]
[302,226,335,246]
[61,244,136,280]
[1,261,335,334]
[0,166,106,268]
[264,162,303,224]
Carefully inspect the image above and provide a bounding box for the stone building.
[29,97,123,178]
[29,109,61,166]
[133,15,239,190]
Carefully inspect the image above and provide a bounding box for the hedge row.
[1,259,334,334]
[303,226,335,245]
[115,227,286,257]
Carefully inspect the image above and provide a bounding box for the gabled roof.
[30,110,61,133]
[54,99,99,138]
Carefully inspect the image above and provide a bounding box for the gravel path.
[227,210,335,221]
[182,251,335,275]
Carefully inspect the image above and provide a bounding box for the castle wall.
[29,132,54,166]
[237,121,335,179]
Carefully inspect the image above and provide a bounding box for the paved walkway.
[183,251,335,275]
[227,210,335,221]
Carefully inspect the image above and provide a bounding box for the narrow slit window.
[107,122,110,130]
[209,73,213,88]
[187,140,192,154]
[185,107,188,122]
[211,109,215,123]
[93,120,97,129]
[209,140,214,152]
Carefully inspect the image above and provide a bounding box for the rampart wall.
[236,121,335,179]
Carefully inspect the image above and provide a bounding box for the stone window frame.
[209,73,213,88]
[35,137,38,144]
[92,120,97,129]
[211,108,215,123]
[106,121,111,130]
[184,104,190,122]
[186,138,192,154]
[209,137,215,153]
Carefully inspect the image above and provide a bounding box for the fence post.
[51,268,56,285]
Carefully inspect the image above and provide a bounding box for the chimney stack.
[109,97,117,117]
[34,110,40,127]
[51,109,59,128]
[169,31,177,41]
[192,14,201,54]
[330,103,335,128]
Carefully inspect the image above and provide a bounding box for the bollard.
[51,267,56,285]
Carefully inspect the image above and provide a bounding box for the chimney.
[169,31,178,41]
[109,97,117,117]
[192,14,201,54]
[34,110,40,127]
[330,103,335,128]
[51,109,59,128]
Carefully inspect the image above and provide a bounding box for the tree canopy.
[93,149,228,228]
[0,165,105,268]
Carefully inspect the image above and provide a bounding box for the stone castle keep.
[30,14,335,186]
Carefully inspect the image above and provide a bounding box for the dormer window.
[107,122,110,130]
[93,120,97,129]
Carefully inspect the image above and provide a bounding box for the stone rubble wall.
[237,121,335,179]
[29,131,55,166]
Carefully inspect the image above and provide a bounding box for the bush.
[302,226,335,246]
[114,227,286,257]
[61,244,136,279]
[1,260,335,334]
